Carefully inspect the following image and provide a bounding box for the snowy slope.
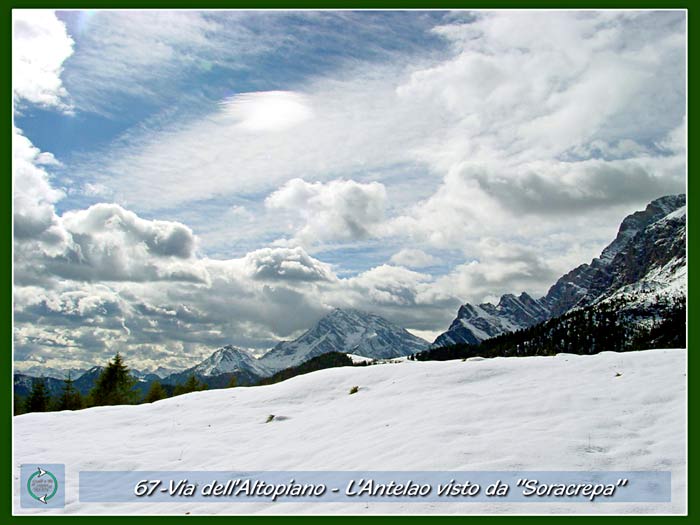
[14,349,686,515]
[602,257,686,310]
[260,308,428,372]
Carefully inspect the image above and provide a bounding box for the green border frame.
[3,2,693,522]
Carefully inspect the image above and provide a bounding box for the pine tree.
[226,375,238,388]
[55,373,83,411]
[25,378,50,413]
[143,381,168,403]
[173,374,207,396]
[89,353,137,406]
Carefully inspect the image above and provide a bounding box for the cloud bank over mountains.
[13,10,686,371]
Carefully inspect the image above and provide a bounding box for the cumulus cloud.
[469,160,685,216]
[17,285,131,324]
[242,246,335,282]
[13,10,74,110]
[345,265,432,306]
[13,127,68,250]
[381,155,684,267]
[25,203,205,284]
[323,264,461,332]
[13,135,208,287]
[266,178,387,245]
[14,216,461,369]
[431,239,561,304]
[383,169,506,248]
[14,188,347,367]
[402,11,685,168]
[657,116,686,155]
[63,203,196,258]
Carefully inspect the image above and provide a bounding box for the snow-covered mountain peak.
[260,308,428,372]
[191,345,268,377]
[16,365,88,380]
[599,194,685,264]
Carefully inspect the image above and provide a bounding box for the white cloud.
[48,203,205,283]
[12,171,647,371]
[12,11,687,371]
[62,203,196,259]
[79,66,428,211]
[390,248,438,268]
[430,240,560,304]
[657,116,686,155]
[12,127,68,250]
[344,264,433,306]
[13,10,74,111]
[75,11,684,250]
[220,91,313,132]
[266,178,387,246]
[321,264,461,332]
[399,11,685,171]
[16,240,323,365]
[81,182,112,198]
[381,167,511,250]
[59,10,227,112]
[13,136,208,286]
[14,196,462,368]
[242,246,335,282]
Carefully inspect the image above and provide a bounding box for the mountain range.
[432,194,686,347]
[159,308,428,386]
[15,194,686,400]
[16,307,430,395]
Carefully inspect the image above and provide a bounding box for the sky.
[13,9,687,373]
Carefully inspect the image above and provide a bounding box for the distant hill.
[257,352,355,386]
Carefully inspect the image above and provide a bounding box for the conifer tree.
[89,353,137,406]
[25,378,50,413]
[143,380,168,403]
[173,374,207,396]
[56,373,83,411]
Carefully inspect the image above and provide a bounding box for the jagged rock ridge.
[433,194,686,348]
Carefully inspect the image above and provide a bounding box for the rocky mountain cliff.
[433,194,686,348]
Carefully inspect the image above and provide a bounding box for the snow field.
[14,349,686,515]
